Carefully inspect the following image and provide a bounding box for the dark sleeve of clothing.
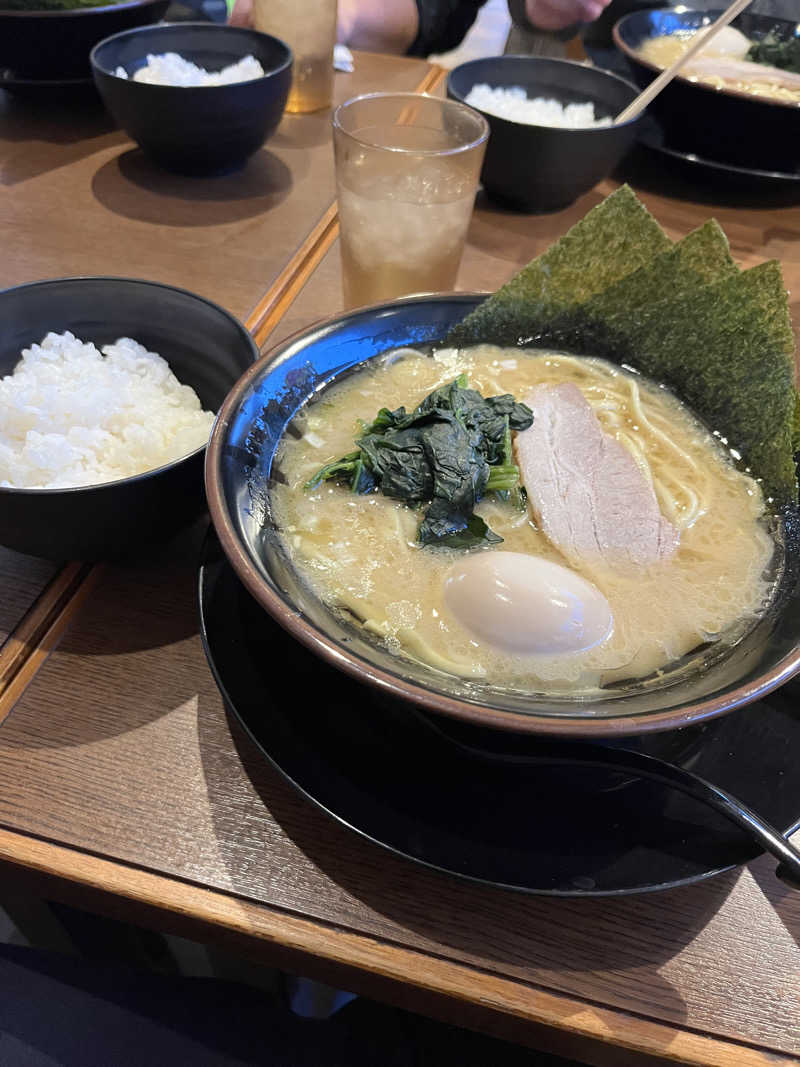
[407,0,488,56]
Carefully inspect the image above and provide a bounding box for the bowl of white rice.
[447,56,643,212]
[0,276,258,560]
[91,22,291,174]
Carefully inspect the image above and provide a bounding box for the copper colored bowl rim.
[205,295,800,738]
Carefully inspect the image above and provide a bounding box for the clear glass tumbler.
[333,92,489,309]
[252,0,337,113]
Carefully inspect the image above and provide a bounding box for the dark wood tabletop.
[2,55,800,1067]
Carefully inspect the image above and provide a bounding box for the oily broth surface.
[638,33,800,105]
[270,345,776,694]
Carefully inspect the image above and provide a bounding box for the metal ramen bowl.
[614,7,800,173]
[0,0,169,83]
[205,294,800,738]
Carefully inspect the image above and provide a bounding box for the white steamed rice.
[465,84,611,129]
[0,332,216,490]
[115,52,265,87]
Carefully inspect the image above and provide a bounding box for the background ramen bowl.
[614,7,800,173]
[206,294,800,739]
[447,56,643,212]
[91,23,292,174]
[0,276,258,561]
[0,0,168,82]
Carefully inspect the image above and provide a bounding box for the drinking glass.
[333,92,489,308]
[252,0,337,113]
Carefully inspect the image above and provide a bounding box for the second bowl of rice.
[91,22,292,174]
[447,56,643,212]
[0,276,258,560]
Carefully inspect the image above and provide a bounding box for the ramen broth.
[271,346,778,694]
[638,31,800,105]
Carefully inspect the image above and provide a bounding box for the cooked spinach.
[748,32,800,75]
[305,373,533,549]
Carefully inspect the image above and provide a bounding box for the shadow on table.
[0,92,124,186]
[90,147,295,227]
[466,187,608,270]
[197,703,750,1037]
[748,852,800,953]
[270,111,334,152]
[0,523,209,748]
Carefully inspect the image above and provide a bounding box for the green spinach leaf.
[748,32,800,75]
[305,375,533,548]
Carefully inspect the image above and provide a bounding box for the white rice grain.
[115,53,265,86]
[465,84,611,128]
[0,332,216,489]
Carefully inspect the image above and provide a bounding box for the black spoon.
[413,712,800,889]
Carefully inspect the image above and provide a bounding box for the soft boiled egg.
[443,551,613,656]
[697,25,751,60]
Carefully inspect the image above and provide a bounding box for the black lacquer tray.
[199,531,800,896]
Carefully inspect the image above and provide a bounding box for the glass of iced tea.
[252,0,337,113]
[333,93,489,308]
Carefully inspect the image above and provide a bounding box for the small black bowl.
[614,7,800,173]
[447,56,643,213]
[0,0,169,83]
[0,277,258,561]
[91,22,291,174]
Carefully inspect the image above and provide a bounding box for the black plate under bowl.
[614,7,800,173]
[637,114,800,189]
[199,530,800,897]
[0,71,98,100]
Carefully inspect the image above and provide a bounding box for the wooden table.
[2,57,800,1067]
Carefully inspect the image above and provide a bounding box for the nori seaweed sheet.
[538,220,739,355]
[446,185,673,349]
[445,192,797,507]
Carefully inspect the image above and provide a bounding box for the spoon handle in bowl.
[413,713,800,888]
[619,752,800,890]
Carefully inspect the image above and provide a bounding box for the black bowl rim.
[90,20,293,85]
[205,291,800,739]
[446,54,645,133]
[0,0,165,19]
[613,6,800,114]
[0,274,259,497]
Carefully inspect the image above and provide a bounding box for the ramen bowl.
[614,7,800,173]
[0,276,258,561]
[205,294,800,738]
[0,0,169,82]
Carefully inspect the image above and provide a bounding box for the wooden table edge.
[0,61,446,714]
[0,826,793,1067]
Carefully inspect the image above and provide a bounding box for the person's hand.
[228,0,252,27]
[524,0,611,31]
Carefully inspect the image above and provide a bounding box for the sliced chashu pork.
[515,383,679,569]
[682,56,800,92]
